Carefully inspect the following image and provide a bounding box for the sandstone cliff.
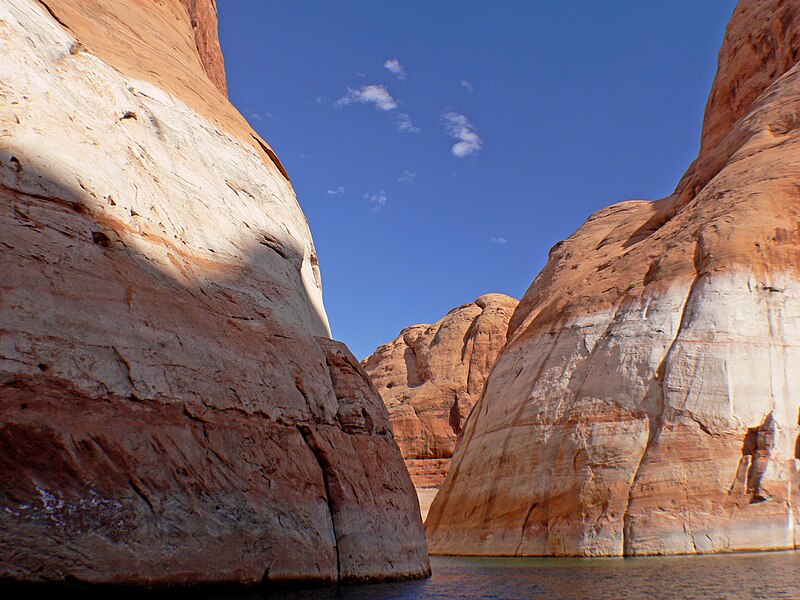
[363,294,517,518]
[427,0,800,556]
[0,0,428,585]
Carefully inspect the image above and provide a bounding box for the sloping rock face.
[0,0,428,585]
[178,0,227,95]
[426,0,800,557]
[363,294,517,516]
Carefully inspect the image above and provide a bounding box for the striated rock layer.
[178,0,227,95]
[363,294,517,518]
[427,0,800,557]
[0,0,428,585]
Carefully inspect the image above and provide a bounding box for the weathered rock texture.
[363,294,517,518]
[426,0,800,557]
[178,0,227,95]
[0,0,428,585]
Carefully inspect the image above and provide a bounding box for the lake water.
[8,552,800,598]
[266,552,800,599]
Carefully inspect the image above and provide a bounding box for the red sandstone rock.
[364,294,517,461]
[427,0,800,557]
[363,294,517,518]
[178,0,228,95]
[0,0,427,585]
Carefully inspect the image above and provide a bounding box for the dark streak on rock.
[295,425,340,582]
[251,135,290,181]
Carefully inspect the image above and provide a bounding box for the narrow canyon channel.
[6,0,800,596]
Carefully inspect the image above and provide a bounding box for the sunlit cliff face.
[426,0,800,557]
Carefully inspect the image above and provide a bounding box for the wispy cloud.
[395,112,419,133]
[490,237,508,245]
[364,190,388,211]
[384,58,407,79]
[327,186,345,195]
[336,85,397,111]
[248,111,273,121]
[398,170,417,184]
[461,79,474,92]
[336,83,420,135]
[442,112,483,158]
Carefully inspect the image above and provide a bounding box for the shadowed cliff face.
[426,0,800,557]
[0,0,429,585]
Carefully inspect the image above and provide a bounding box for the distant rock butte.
[0,0,428,585]
[426,0,800,557]
[363,294,518,519]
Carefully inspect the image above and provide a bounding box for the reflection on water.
[265,551,800,600]
[10,552,800,599]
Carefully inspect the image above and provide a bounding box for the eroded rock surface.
[0,0,428,585]
[363,294,517,518]
[426,0,800,557]
[178,0,227,95]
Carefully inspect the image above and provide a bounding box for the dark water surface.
[267,552,800,600]
[9,552,800,599]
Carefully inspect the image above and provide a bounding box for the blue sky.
[218,2,737,359]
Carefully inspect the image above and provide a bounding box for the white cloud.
[335,82,420,135]
[398,170,417,184]
[336,85,397,111]
[335,84,419,134]
[364,191,388,211]
[490,237,508,245]
[384,58,407,79]
[327,186,345,195]
[461,79,474,92]
[442,111,483,158]
[395,112,419,133]
[248,111,273,121]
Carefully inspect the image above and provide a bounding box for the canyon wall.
[0,0,428,585]
[363,294,517,519]
[426,0,800,556]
